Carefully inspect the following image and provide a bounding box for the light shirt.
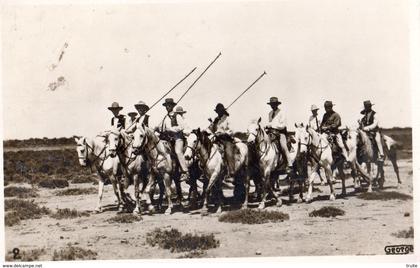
[125,114,148,134]
[308,114,320,131]
[161,112,187,132]
[267,108,287,130]
[208,115,232,135]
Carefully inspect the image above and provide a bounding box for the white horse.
[184,128,225,214]
[346,128,401,190]
[113,131,152,214]
[132,125,177,215]
[304,127,347,202]
[74,133,125,213]
[246,118,284,209]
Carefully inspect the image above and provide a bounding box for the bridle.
[248,124,270,158]
[78,139,108,170]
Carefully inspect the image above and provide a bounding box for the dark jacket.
[320,111,341,134]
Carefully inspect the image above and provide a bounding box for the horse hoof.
[216,207,222,214]
[329,194,336,201]
[241,203,248,209]
[94,208,102,214]
[276,199,283,207]
[320,181,325,186]
[164,208,172,215]
[367,187,373,193]
[297,198,303,204]
[201,210,209,216]
[258,204,265,210]
[133,207,141,215]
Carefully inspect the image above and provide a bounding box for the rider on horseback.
[265,97,293,174]
[358,100,385,161]
[160,98,190,182]
[308,104,320,132]
[108,102,126,131]
[125,101,150,134]
[208,103,235,177]
[320,100,350,161]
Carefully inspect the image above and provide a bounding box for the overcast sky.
[1,0,412,139]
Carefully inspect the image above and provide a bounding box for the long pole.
[124,67,197,130]
[226,71,267,110]
[175,52,222,104]
[148,67,197,111]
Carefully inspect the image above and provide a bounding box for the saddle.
[325,133,341,156]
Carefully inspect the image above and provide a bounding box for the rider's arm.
[216,117,233,135]
[171,114,184,132]
[271,110,287,130]
[125,117,139,134]
[363,115,379,131]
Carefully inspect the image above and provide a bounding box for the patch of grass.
[5,248,46,262]
[392,227,414,239]
[107,214,142,224]
[146,228,219,253]
[178,250,206,258]
[4,186,38,198]
[52,244,97,261]
[309,206,345,218]
[4,199,50,226]
[51,208,90,220]
[38,178,69,189]
[218,209,290,224]
[358,191,412,201]
[55,187,96,196]
[71,175,98,184]
[5,211,22,227]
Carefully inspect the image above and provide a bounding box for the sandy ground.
[4,159,414,260]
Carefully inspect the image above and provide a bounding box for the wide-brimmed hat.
[108,102,123,111]
[175,106,187,114]
[214,103,229,116]
[267,97,281,105]
[128,112,138,117]
[310,104,319,111]
[324,101,335,107]
[134,101,149,110]
[363,100,374,107]
[361,100,374,114]
[162,98,177,107]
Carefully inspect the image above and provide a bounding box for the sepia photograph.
[1,0,417,263]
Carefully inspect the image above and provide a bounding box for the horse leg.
[324,165,335,201]
[241,170,250,209]
[216,179,223,214]
[258,171,270,210]
[289,176,295,203]
[202,171,220,214]
[132,174,142,214]
[162,172,173,215]
[298,181,304,203]
[339,166,346,196]
[355,161,372,192]
[305,169,317,203]
[94,179,105,213]
[389,150,401,185]
[367,162,373,192]
[270,174,282,207]
[111,178,123,212]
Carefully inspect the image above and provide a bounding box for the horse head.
[294,123,310,153]
[247,117,262,144]
[74,136,89,166]
[107,129,121,158]
[184,128,201,162]
[132,125,148,155]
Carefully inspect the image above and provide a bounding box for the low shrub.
[309,206,345,218]
[219,209,290,224]
[107,214,142,224]
[55,188,96,196]
[4,186,38,198]
[52,245,97,261]
[146,228,219,252]
[358,191,412,201]
[50,208,90,220]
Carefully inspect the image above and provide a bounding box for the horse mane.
[358,130,374,157]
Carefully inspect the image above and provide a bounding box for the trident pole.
[226,71,267,110]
